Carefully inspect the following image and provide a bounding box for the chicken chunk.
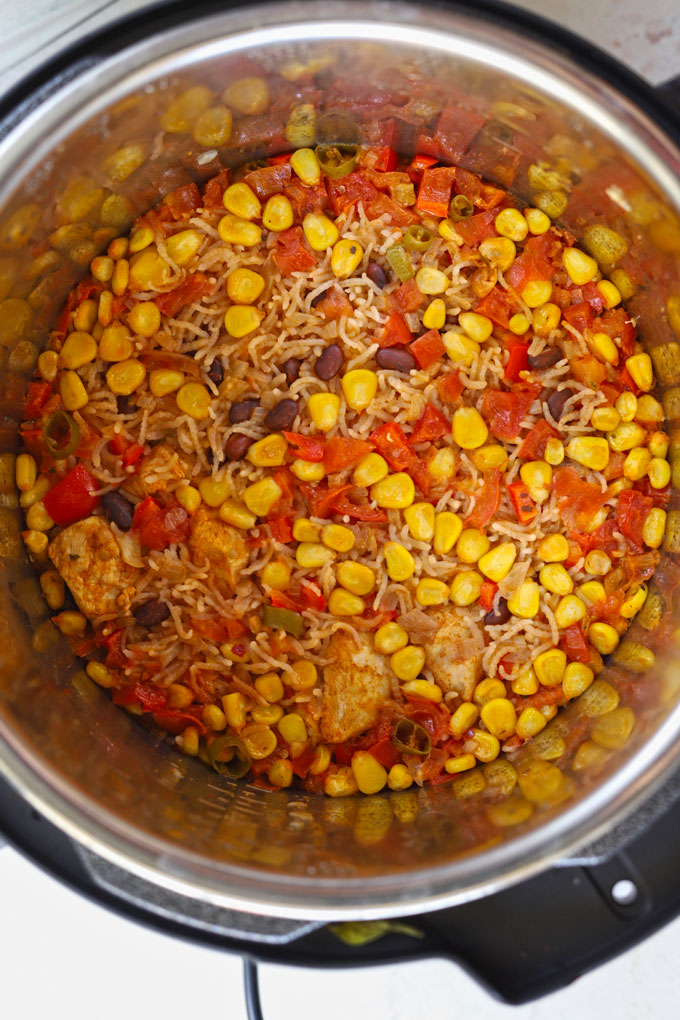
[127,442,191,497]
[188,508,248,590]
[320,630,392,743]
[425,608,484,701]
[48,516,139,619]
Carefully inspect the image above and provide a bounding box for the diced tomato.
[132,496,191,550]
[562,301,594,334]
[581,281,606,313]
[152,708,207,736]
[284,179,329,219]
[508,480,537,524]
[618,488,654,549]
[478,579,498,612]
[409,403,450,444]
[122,443,144,468]
[269,515,295,544]
[595,307,636,358]
[43,463,99,526]
[289,746,317,779]
[323,436,373,473]
[53,290,77,340]
[467,469,502,529]
[301,579,326,612]
[244,162,292,199]
[434,104,485,162]
[366,192,420,226]
[378,311,413,349]
[23,381,52,420]
[436,371,463,403]
[452,209,497,246]
[160,182,201,220]
[481,383,540,441]
[475,286,520,328]
[571,355,607,390]
[388,278,423,315]
[401,699,451,744]
[410,329,445,369]
[617,365,640,396]
[326,172,379,217]
[268,152,292,165]
[506,252,553,293]
[414,133,440,159]
[367,737,400,770]
[315,286,353,320]
[369,422,413,472]
[416,166,456,217]
[504,343,529,382]
[201,169,231,209]
[553,467,610,532]
[517,419,560,459]
[301,482,388,522]
[360,145,398,173]
[560,624,590,663]
[155,272,211,318]
[113,681,166,713]
[193,618,235,643]
[407,153,438,183]
[282,431,325,462]
[271,226,317,274]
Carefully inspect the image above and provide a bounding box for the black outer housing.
[0,0,679,1005]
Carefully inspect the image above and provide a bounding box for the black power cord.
[243,960,265,1020]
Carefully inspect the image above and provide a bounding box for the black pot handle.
[243,961,265,1020]
[658,74,680,113]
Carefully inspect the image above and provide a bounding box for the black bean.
[116,394,135,415]
[376,347,417,373]
[484,598,511,627]
[281,358,302,385]
[229,398,259,424]
[528,347,563,371]
[207,359,224,386]
[101,490,134,532]
[225,433,252,461]
[265,398,298,431]
[367,261,389,289]
[548,387,575,421]
[206,448,224,468]
[315,344,343,381]
[134,599,171,628]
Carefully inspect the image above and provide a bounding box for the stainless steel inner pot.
[0,0,680,921]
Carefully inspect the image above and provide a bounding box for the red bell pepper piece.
[155,273,211,318]
[481,383,541,442]
[23,381,52,420]
[113,681,167,712]
[290,746,317,779]
[504,343,529,382]
[283,431,325,462]
[366,737,400,770]
[152,708,207,736]
[453,209,497,246]
[507,481,538,524]
[409,403,450,444]
[271,226,317,275]
[410,329,445,370]
[466,470,502,529]
[269,515,295,544]
[416,166,456,217]
[369,422,413,472]
[43,464,99,526]
[323,436,373,473]
[561,624,591,663]
[122,443,144,468]
[407,153,438,183]
[436,371,464,403]
[267,152,293,165]
[562,301,594,334]
[475,286,520,328]
[378,311,413,349]
[517,419,560,460]
[388,279,424,315]
[478,579,499,613]
[270,590,303,611]
[301,579,326,612]
[361,145,398,173]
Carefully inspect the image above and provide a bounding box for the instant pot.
[1,0,680,1006]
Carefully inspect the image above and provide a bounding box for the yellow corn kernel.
[533,648,567,688]
[459,311,493,342]
[290,458,325,482]
[371,472,415,509]
[352,452,388,488]
[222,76,269,115]
[40,569,65,610]
[383,541,415,582]
[648,457,671,489]
[508,313,530,335]
[128,250,170,291]
[591,706,635,750]
[224,304,264,338]
[226,267,265,306]
[478,541,517,582]
[60,330,97,370]
[648,430,669,458]
[415,266,448,295]
[539,563,573,596]
[391,645,426,681]
[331,238,364,279]
[284,660,316,693]
[583,549,610,576]
[566,436,609,471]
[374,621,408,655]
[278,712,307,745]
[37,350,59,382]
[86,661,115,689]
[554,594,586,628]
[615,395,640,429]
[525,207,551,235]
[321,523,355,553]
[164,230,202,268]
[302,212,339,251]
[643,507,666,548]
[175,381,211,420]
[217,213,262,247]
[241,724,278,760]
[536,533,569,563]
[473,678,506,705]
[416,578,450,606]
[109,258,128,298]
[296,542,335,569]
[15,454,37,494]
[480,697,517,740]
[128,227,154,254]
[176,726,199,755]
[261,559,292,591]
[219,499,257,530]
[456,528,490,564]
[579,580,606,604]
[127,301,161,339]
[470,729,501,763]
[591,405,621,433]
[60,370,89,410]
[72,298,97,333]
[254,672,284,703]
[201,703,227,732]
[262,194,294,233]
[149,369,184,398]
[161,85,213,132]
[324,766,358,797]
[621,584,647,619]
[511,664,538,696]
[450,570,484,606]
[562,662,594,700]
[403,680,444,707]
[341,369,378,412]
[387,763,413,791]
[196,475,230,508]
[479,235,516,271]
[516,706,547,740]
[433,511,463,555]
[626,353,653,391]
[445,754,478,775]
[520,460,552,503]
[351,750,387,794]
[449,702,479,739]
[404,502,435,542]
[52,610,86,636]
[23,529,48,558]
[562,246,598,286]
[452,406,488,449]
[290,147,321,186]
[521,280,552,308]
[637,395,664,425]
[192,104,232,147]
[495,207,528,242]
[247,434,287,467]
[427,447,456,480]
[223,182,262,220]
[105,358,145,398]
[443,331,480,367]
[243,477,282,518]
[597,280,621,308]
[423,298,446,330]
[290,521,320,547]
[174,484,200,515]
[309,745,332,776]
[487,796,534,827]
[472,445,508,472]
[221,692,246,729]
[308,392,340,432]
[265,759,292,788]
[250,703,283,726]
[507,580,540,619]
[219,639,250,663]
[623,447,651,481]
[91,255,114,282]
[543,438,564,467]
[589,331,619,366]
[96,290,113,328]
[588,621,620,655]
[19,475,50,509]
[532,302,561,336]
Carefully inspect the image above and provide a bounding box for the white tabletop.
[2,2,680,1018]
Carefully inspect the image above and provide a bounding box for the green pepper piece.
[329,921,424,947]
[43,411,81,460]
[385,244,414,283]
[316,144,359,179]
[263,604,304,638]
[207,734,251,778]
[449,194,475,221]
[315,110,361,145]
[392,717,431,756]
[403,224,434,253]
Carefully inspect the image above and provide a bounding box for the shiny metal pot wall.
[0,1,679,920]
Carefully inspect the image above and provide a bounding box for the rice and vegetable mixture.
[18,129,669,796]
